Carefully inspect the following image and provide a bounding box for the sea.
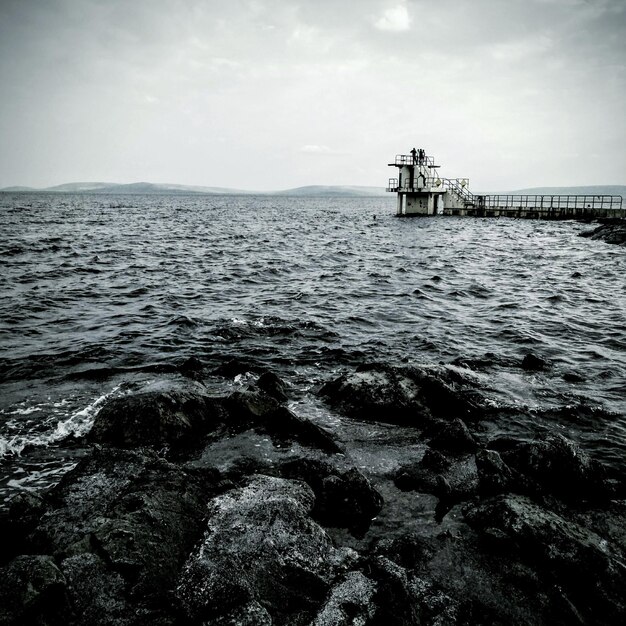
[1,193,625,506]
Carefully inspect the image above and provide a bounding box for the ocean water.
[1,193,625,504]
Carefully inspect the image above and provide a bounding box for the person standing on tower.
[410,147,417,164]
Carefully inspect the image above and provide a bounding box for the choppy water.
[1,193,624,504]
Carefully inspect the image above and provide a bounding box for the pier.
[387,150,625,219]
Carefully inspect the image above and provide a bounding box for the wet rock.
[255,371,288,403]
[175,475,350,624]
[319,363,481,426]
[88,379,226,449]
[368,555,460,625]
[464,494,626,623]
[178,355,205,379]
[60,553,132,626]
[0,554,68,625]
[420,447,451,473]
[429,418,478,454]
[212,357,264,378]
[280,458,383,533]
[579,220,626,245]
[224,385,282,422]
[265,406,343,453]
[521,353,547,371]
[475,448,516,495]
[30,447,217,623]
[0,491,47,562]
[310,571,377,626]
[499,433,614,501]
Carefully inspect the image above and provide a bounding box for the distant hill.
[0,182,387,196]
[1,182,621,198]
[276,185,386,197]
[508,185,626,196]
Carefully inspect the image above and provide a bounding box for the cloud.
[374,4,411,32]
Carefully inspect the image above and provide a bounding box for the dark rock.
[429,418,478,454]
[319,363,481,426]
[521,353,547,371]
[579,221,626,245]
[499,433,614,501]
[0,555,68,625]
[0,491,47,562]
[280,458,383,534]
[420,447,451,472]
[224,386,282,423]
[563,371,586,383]
[212,357,264,378]
[368,555,459,625]
[255,371,288,403]
[464,494,626,623]
[29,447,217,624]
[475,448,516,495]
[175,475,354,625]
[571,271,582,278]
[88,380,226,449]
[265,406,343,453]
[178,356,204,379]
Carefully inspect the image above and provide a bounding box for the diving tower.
[387,149,624,219]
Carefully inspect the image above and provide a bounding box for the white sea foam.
[0,384,123,458]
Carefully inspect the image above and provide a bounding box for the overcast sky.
[1,0,624,191]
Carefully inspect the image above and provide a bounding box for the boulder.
[255,371,288,403]
[310,571,377,626]
[428,418,478,454]
[175,475,352,624]
[88,379,226,449]
[280,458,383,534]
[475,449,516,495]
[319,363,481,426]
[29,447,217,624]
[464,494,626,623]
[579,221,626,245]
[499,433,614,501]
[0,555,68,625]
[521,353,547,371]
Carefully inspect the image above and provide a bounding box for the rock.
[499,433,614,502]
[212,357,264,378]
[368,555,459,625]
[0,555,68,625]
[29,447,217,624]
[224,386,282,422]
[0,491,47,562]
[579,221,626,245]
[521,353,547,371]
[563,371,586,383]
[280,458,383,534]
[265,406,343,453]
[255,371,288,403]
[319,363,481,426]
[88,379,226,449]
[429,418,478,454]
[475,449,516,495]
[175,475,346,624]
[178,356,205,379]
[310,571,377,626]
[420,448,451,472]
[464,494,626,623]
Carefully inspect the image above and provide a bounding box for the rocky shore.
[579,219,626,245]
[1,361,625,625]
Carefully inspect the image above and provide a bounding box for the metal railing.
[482,194,623,211]
[391,153,436,168]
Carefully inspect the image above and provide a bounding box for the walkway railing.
[482,194,623,211]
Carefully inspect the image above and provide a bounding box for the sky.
[0,0,624,191]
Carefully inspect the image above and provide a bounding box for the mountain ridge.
[1,182,624,197]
